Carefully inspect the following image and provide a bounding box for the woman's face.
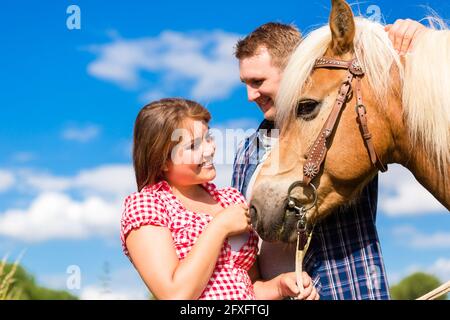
[164,118,216,187]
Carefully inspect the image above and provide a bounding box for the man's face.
[239,47,282,121]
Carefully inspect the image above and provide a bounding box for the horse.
[249,0,450,245]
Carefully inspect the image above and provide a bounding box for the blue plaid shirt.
[232,120,390,300]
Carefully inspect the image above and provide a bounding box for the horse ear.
[329,0,356,55]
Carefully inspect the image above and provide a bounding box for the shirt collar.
[144,180,218,196]
[257,119,275,131]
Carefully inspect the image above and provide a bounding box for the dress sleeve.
[120,191,169,257]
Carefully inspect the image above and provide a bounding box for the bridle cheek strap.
[354,77,387,173]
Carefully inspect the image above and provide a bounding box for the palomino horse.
[250,0,449,246]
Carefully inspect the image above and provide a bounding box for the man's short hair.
[234,22,302,69]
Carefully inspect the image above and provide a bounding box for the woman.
[121,98,319,300]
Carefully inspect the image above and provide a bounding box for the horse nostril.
[250,205,257,217]
[249,205,258,226]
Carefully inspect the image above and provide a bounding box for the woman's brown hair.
[133,98,211,191]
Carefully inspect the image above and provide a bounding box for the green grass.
[0,255,22,300]
[0,253,78,300]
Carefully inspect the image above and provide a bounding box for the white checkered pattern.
[121,180,258,300]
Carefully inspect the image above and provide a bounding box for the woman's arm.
[126,203,250,300]
[126,219,227,300]
[250,261,298,300]
[250,262,288,300]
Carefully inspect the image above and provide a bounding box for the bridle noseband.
[286,56,388,250]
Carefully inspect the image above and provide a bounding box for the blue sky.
[0,0,449,299]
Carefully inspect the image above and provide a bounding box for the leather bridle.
[286,56,389,251]
[303,57,387,186]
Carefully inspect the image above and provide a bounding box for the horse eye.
[296,99,320,120]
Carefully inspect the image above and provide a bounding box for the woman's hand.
[214,203,251,236]
[278,272,320,300]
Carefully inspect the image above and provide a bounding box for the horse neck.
[388,106,450,209]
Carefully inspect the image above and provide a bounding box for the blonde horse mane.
[276,17,450,173]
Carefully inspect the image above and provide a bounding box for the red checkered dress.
[120,180,259,300]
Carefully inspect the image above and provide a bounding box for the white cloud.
[18,164,135,198]
[428,258,450,283]
[389,258,450,285]
[21,171,72,192]
[0,165,135,243]
[74,165,135,198]
[379,164,447,216]
[62,124,101,143]
[87,30,242,101]
[392,225,450,249]
[0,170,15,192]
[0,192,121,242]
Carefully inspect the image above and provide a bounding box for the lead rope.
[291,205,315,296]
[295,225,314,295]
[416,281,450,300]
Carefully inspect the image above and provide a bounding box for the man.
[232,20,426,300]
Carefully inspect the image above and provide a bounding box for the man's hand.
[385,19,427,56]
